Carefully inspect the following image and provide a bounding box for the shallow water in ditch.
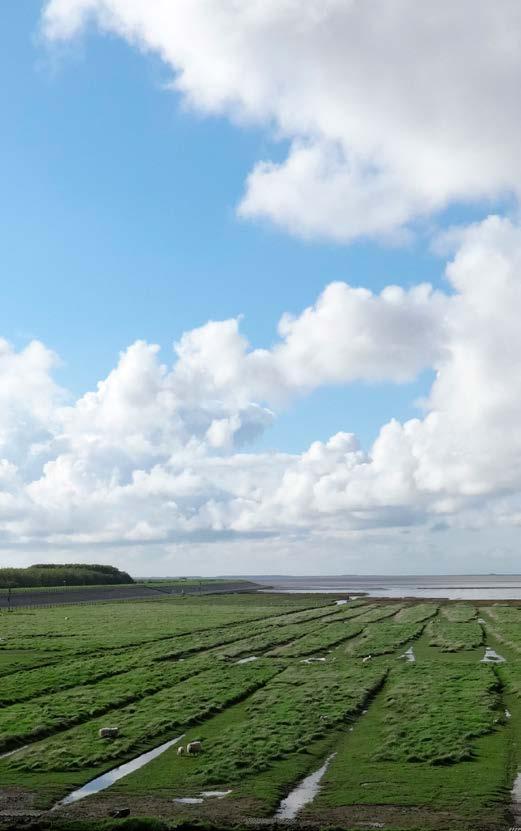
[55,735,184,807]
[512,770,521,821]
[174,797,204,804]
[235,656,258,665]
[399,646,416,663]
[0,744,29,760]
[481,647,506,663]
[274,753,336,820]
[174,790,232,804]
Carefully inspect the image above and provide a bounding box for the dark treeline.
[0,564,134,589]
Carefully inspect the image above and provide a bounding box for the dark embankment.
[0,580,262,608]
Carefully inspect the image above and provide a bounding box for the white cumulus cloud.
[1,216,521,572]
[42,0,521,241]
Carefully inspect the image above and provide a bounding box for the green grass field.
[1,594,521,831]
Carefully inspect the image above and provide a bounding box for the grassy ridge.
[349,603,403,623]
[393,603,439,623]
[0,594,333,653]
[10,661,282,771]
[482,605,521,655]
[440,603,477,622]
[216,618,343,659]
[219,603,373,658]
[268,621,364,657]
[376,663,501,764]
[119,662,386,794]
[346,621,425,657]
[307,668,511,829]
[427,619,484,651]
[0,654,216,752]
[1,594,520,831]
[0,601,346,704]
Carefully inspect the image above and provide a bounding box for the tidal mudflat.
[1,592,521,831]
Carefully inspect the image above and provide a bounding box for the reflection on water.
[56,735,184,806]
[275,753,336,820]
[235,656,258,665]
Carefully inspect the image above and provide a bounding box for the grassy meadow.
[1,592,521,831]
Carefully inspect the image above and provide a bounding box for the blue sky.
[0,1,450,453]
[2,1,521,575]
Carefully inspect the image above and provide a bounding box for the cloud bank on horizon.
[3,0,521,573]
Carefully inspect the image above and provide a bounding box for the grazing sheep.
[186,741,202,754]
[362,655,372,663]
[177,746,185,756]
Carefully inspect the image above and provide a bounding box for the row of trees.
[0,564,134,589]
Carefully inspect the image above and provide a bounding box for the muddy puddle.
[274,753,336,820]
[55,734,184,807]
[481,647,505,663]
